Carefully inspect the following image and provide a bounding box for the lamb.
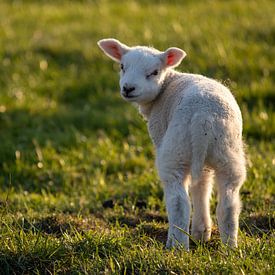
[97,38,246,250]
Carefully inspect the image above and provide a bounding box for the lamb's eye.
[151,70,158,76]
[120,64,125,72]
[146,70,158,79]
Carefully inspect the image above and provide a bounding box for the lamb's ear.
[97,38,129,62]
[161,47,186,68]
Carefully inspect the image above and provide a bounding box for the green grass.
[0,0,274,273]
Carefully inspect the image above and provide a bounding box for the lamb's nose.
[123,85,135,95]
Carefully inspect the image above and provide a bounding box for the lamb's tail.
[190,114,213,185]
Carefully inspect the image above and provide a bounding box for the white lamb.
[97,38,246,250]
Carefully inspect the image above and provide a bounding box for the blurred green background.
[0,0,274,273]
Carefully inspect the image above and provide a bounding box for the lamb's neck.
[138,69,182,120]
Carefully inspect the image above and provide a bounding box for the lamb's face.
[119,48,165,104]
[98,38,186,105]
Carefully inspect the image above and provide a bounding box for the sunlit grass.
[0,0,274,273]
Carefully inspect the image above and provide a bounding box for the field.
[0,0,274,273]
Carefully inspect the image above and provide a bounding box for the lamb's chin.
[121,95,139,102]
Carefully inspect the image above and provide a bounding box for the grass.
[0,0,274,273]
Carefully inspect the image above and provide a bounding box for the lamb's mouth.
[122,93,139,99]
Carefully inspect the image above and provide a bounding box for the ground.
[0,0,274,273]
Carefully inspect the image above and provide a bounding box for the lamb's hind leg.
[215,160,246,247]
[190,170,213,242]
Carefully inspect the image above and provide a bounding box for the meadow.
[0,0,274,273]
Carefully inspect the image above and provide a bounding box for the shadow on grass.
[35,46,87,69]
[0,217,120,274]
[241,91,275,141]
[240,213,275,237]
[18,214,107,237]
[13,209,275,247]
[0,93,132,192]
[0,253,58,275]
[240,92,275,112]
[244,25,275,44]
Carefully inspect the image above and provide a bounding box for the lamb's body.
[98,39,246,250]
[141,70,246,248]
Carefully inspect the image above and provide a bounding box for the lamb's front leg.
[164,181,190,249]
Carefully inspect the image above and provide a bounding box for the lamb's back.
[173,73,242,125]
[148,72,242,148]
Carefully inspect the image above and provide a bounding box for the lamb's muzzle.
[98,38,246,250]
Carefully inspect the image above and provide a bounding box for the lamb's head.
[97,38,186,104]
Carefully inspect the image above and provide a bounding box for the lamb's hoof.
[225,238,238,249]
[192,227,212,243]
[220,234,238,248]
[166,237,189,251]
